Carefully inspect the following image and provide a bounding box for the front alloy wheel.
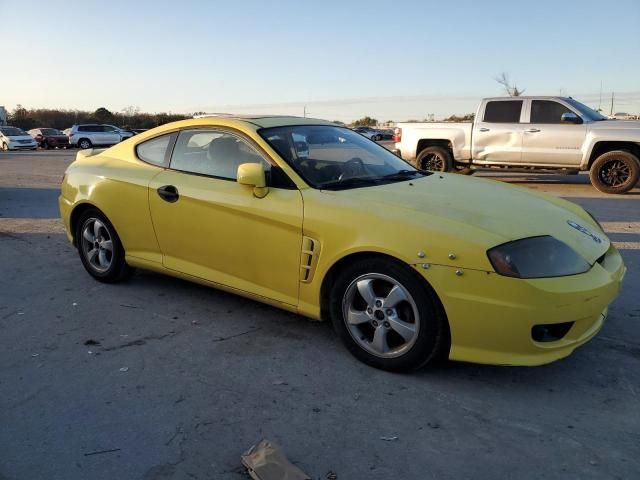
[590,150,640,194]
[330,257,448,371]
[343,273,419,358]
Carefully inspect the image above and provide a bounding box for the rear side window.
[136,134,173,167]
[530,100,573,124]
[483,101,523,123]
[170,129,269,180]
[78,126,90,132]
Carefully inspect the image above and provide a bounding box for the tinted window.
[136,134,172,167]
[483,101,523,123]
[78,126,90,132]
[531,100,572,124]
[170,130,269,180]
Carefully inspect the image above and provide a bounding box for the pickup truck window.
[483,101,523,123]
[531,100,572,124]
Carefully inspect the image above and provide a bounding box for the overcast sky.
[2,0,639,121]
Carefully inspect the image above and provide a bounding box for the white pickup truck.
[394,96,640,194]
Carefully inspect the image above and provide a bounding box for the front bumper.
[417,245,626,366]
[8,142,37,150]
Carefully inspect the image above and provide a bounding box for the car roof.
[482,96,574,101]
[192,114,336,128]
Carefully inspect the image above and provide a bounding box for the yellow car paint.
[59,116,626,366]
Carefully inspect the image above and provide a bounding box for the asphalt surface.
[1,149,639,480]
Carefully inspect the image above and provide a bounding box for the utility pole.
[598,80,603,111]
[610,92,615,116]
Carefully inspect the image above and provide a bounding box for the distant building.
[0,106,7,126]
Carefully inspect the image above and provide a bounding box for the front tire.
[76,209,134,283]
[416,146,453,172]
[1,142,8,151]
[590,150,640,194]
[329,257,448,371]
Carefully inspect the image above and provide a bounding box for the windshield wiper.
[319,177,383,190]
[378,169,425,180]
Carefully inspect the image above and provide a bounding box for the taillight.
[393,127,402,143]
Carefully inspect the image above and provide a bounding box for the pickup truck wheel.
[417,146,453,172]
[590,150,640,194]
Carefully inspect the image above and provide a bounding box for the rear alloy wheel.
[78,138,92,149]
[1,142,8,151]
[330,257,448,371]
[590,150,640,194]
[416,146,453,172]
[76,209,133,283]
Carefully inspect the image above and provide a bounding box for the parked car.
[394,96,640,194]
[68,124,126,149]
[353,126,382,141]
[111,126,135,140]
[28,128,70,149]
[608,112,637,121]
[59,116,625,371]
[0,126,38,150]
[131,129,149,135]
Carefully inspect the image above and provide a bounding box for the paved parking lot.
[1,149,639,480]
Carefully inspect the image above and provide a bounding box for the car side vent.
[300,236,320,283]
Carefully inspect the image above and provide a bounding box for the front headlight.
[487,236,590,279]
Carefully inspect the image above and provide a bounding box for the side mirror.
[561,112,582,124]
[237,163,269,198]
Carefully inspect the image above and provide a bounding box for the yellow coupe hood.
[333,173,609,265]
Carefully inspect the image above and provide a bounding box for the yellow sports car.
[59,116,626,371]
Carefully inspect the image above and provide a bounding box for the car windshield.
[565,98,608,121]
[1,127,28,137]
[259,125,425,190]
[41,128,63,135]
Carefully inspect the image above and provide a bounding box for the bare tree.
[495,72,525,96]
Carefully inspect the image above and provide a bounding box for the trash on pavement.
[380,436,399,441]
[241,439,310,480]
[119,367,129,372]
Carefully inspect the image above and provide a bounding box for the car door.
[102,125,121,144]
[148,128,304,306]
[471,99,525,163]
[521,99,587,166]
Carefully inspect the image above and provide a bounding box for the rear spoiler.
[75,148,107,160]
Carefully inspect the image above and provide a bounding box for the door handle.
[478,127,490,132]
[157,185,179,203]
[526,128,541,133]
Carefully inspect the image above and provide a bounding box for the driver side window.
[530,100,573,124]
[170,129,270,180]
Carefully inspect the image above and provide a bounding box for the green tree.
[94,107,114,123]
[353,116,378,127]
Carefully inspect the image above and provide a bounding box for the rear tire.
[76,208,134,283]
[416,146,453,172]
[329,257,449,372]
[78,138,92,149]
[1,142,8,151]
[590,150,640,194]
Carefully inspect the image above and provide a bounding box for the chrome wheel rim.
[599,159,631,187]
[342,273,420,358]
[421,153,444,171]
[81,218,113,272]
[80,140,90,149]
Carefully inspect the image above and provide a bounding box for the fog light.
[531,322,574,342]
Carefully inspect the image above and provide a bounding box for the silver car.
[68,124,129,149]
